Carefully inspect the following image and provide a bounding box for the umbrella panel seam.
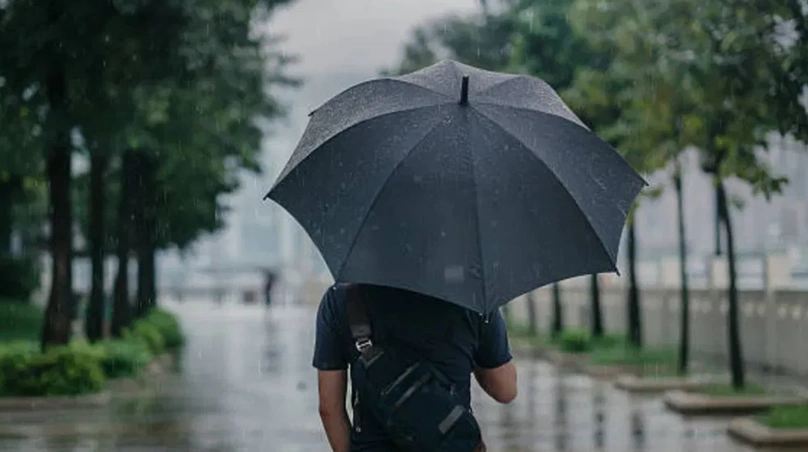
[469,106,618,267]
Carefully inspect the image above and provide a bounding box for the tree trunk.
[714,187,722,256]
[589,274,603,338]
[675,167,691,374]
[143,155,157,312]
[717,180,745,389]
[551,283,563,338]
[85,151,107,342]
[526,290,537,336]
[41,38,73,349]
[134,153,157,317]
[626,221,642,348]
[111,151,134,337]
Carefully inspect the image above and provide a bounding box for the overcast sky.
[259,0,481,164]
[270,0,478,76]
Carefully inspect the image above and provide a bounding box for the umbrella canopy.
[265,60,645,314]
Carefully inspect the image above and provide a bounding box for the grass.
[592,333,628,349]
[506,325,636,354]
[0,300,43,343]
[761,405,808,429]
[699,382,768,397]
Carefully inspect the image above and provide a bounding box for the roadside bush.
[0,342,105,397]
[144,309,185,350]
[558,329,591,353]
[125,320,165,356]
[94,340,151,379]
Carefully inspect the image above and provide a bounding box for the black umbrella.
[265,60,645,314]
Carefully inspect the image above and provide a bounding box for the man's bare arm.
[474,361,517,403]
[318,370,352,452]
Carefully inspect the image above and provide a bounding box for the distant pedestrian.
[264,272,276,308]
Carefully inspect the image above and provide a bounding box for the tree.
[526,290,537,335]
[583,0,808,387]
[2,0,298,343]
[625,219,640,347]
[550,283,563,338]
[675,1,804,389]
[111,150,136,337]
[0,0,190,346]
[384,3,518,76]
[673,159,690,373]
[125,7,297,317]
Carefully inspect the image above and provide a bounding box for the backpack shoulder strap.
[345,283,374,357]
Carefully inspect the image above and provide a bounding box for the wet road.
[0,301,787,451]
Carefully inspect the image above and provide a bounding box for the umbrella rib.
[475,75,524,96]
[474,101,590,131]
[467,120,489,311]
[388,77,455,101]
[470,107,618,266]
[335,119,447,279]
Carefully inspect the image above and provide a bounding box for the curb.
[663,390,808,416]
[728,417,808,447]
[0,391,111,412]
[614,375,710,394]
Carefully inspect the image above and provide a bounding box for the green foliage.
[0,255,41,301]
[762,405,808,429]
[558,328,591,353]
[592,333,627,349]
[143,308,185,350]
[510,0,602,91]
[383,3,518,75]
[0,300,43,342]
[125,321,165,357]
[0,342,105,397]
[572,0,807,188]
[122,308,184,356]
[93,340,151,379]
[59,1,299,253]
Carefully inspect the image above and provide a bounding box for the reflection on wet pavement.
[0,301,793,451]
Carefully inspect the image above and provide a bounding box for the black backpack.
[345,284,483,452]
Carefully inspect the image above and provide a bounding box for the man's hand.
[474,361,517,403]
[318,370,351,452]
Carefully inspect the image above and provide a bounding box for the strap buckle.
[356,338,373,352]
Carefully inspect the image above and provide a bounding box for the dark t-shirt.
[312,283,512,452]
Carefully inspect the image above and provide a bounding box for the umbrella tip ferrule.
[459,75,469,105]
